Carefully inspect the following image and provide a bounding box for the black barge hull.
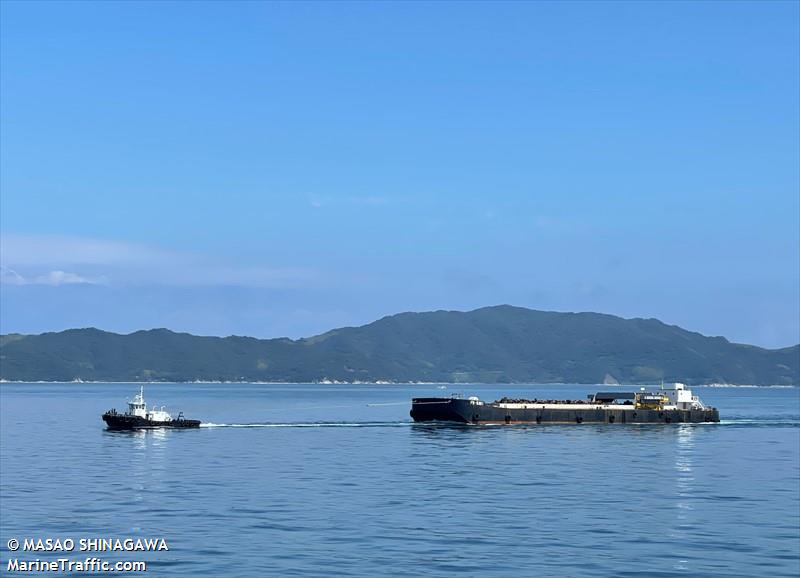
[410,397,720,424]
[102,413,201,430]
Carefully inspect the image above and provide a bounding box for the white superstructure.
[659,382,707,410]
[127,386,173,423]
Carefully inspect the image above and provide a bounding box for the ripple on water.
[1,383,799,577]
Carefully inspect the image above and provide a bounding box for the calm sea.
[1,383,798,577]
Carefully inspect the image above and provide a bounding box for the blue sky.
[1,1,798,347]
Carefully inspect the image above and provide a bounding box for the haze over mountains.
[0,306,797,385]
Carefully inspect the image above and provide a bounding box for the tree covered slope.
[1,306,797,384]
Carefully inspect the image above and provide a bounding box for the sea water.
[1,383,798,577]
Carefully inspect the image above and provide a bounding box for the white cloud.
[36,270,108,286]
[0,266,106,286]
[0,267,27,285]
[0,234,317,289]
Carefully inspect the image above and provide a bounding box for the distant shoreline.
[0,380,795,388]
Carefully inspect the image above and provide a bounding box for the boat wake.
[198,418,798,429]
[200,421,414,428]
[718,418,799,427]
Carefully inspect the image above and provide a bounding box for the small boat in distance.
[102,386,201,430]
[411,383,719,424]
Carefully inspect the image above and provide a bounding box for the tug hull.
[102,412,200,430]
[410,397,720,424]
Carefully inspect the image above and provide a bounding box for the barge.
[410,383,719,424]
[102,387,201,430]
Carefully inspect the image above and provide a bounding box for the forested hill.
[1,306,797,385]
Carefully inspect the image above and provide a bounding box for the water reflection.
[672,424,696,571]
[102,428,172,511]
[103,427,168,449]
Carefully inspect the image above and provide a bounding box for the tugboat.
[411,383,719,424]
[102,386,201,430]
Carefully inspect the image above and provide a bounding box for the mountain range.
[0,306,797,384]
